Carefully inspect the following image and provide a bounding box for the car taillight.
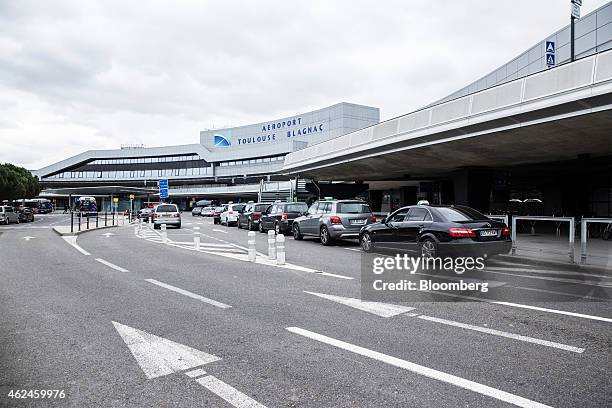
[371,215,376,223]
[252,212,261,220]
[330,215,342,225]
[281,212,288,220]
[502,227,510,237]
[448,227,476,238]
[173,213,180,218]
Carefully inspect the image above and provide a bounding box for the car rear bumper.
[154,218,181,226]
[439,239,511,257]
[328,224,362,239]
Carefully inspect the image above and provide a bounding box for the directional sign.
[112,321,268,407]
[545,40,555,67]
[158,179,169,189]
[159,188,169,199]
[571,2,580,19]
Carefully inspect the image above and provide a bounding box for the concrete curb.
[52,224,119,237]
[498,253,612,274]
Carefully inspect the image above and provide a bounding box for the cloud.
[0,0,609,169]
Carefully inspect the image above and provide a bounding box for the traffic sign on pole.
[545,40,556,67]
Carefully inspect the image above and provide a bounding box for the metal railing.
[511,216,575,262]
[70,211,128,233]
[580,218,612,265]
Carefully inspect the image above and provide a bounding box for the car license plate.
[350,219,366,225]
[480,230,497,237]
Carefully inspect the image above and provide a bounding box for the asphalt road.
[1,213,611,407]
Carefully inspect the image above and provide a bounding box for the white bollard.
[134,223,138,235]
[148,216,152,229]
[276,234,285,265]
[267,230,276,260]
[248,231,257,262]
[161,224,168,244]
[194,226,201,251]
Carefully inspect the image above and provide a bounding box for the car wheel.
[419,238,437,258]
[259,221,265,233]
[320,226,333,246]
[360,232,373,252]
[275,222,281,235]
[293,224,303,240]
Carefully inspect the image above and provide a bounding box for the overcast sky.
[0,0,609,169]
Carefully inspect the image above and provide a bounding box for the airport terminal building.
[34,103,379,210]
[35,2,612,217]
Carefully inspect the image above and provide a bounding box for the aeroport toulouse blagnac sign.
[213,117,325,148]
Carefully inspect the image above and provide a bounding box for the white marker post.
[248,231,256,262]
[148,216,153,229]
[161,224,168,244]
[267,230,276,260]
[276,234,285,265]
[194,226,201,251]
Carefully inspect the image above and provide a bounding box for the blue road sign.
[158,179,169,189]
[159,188,169,199]
[545,41,555,67]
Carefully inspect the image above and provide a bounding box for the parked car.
[292,200,374,245]
[0,206,20,225]
[220,203,246,226]
[191,206,202,216]
[201,207,215,217]
[260,202,309,234]
[138,208,155,222]
[152,203,181,229]
[358,204,511,258]
[237,202,272,230]
[17,207,34,223]
[213,206,224,224]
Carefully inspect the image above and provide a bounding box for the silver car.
[0,206,20,225]
[153,203,181,229]
[292,200,374,245]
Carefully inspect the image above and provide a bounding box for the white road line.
[185,368,207,378]
[416,315,584,353]
[95,258,129,272]
[286,327,553,408]
[489,266,608,279]
[511,286,612,302]
[343,247,362,252]
[212,229,228,234]
[427,290,612,323]
[62,236,91,255]
[144,279,231,309]
[483,268,612,287]
[304,291,415,317]
[195,375,267,408]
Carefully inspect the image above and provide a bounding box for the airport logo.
[214,132,231,147]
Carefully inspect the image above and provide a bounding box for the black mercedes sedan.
[359,204,511,258]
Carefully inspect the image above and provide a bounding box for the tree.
[0,163,41,201]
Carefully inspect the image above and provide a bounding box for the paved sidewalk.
[507,233,612,270]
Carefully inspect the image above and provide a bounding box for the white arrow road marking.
[61,236,90,255]
[22,236,36,241]
[213,229,228,234]
[102,232,115,238]
[144,279,231,309]
[112,321,221,379]
[304,291,414,317]
[286,327,553,408]
[96,258,129,272]
[415,315,584,353]
[196,375,267,408]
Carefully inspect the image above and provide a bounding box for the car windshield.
[337,202,371,214]
[254,204,270,212]
[156,205,177,212]
[286,203,308,212]
[436,206,487,221]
